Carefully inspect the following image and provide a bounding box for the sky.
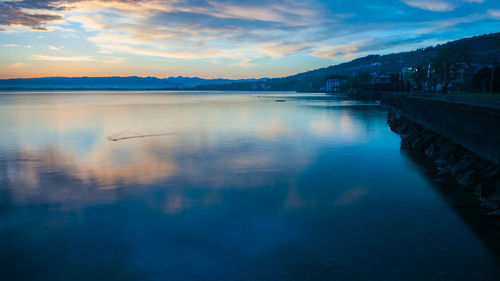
[0,0,499,79]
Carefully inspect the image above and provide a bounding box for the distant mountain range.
[0,76,267,90]
[2,32,499,91]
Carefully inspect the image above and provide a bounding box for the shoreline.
[387,110,500,211]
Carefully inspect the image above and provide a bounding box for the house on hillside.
[325,76,347,93]
[374,73,391,84]
[401,67,417,79]
[367,72,392,85]
[326,79,340,92]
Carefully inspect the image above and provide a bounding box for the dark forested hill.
[198,32,500,92]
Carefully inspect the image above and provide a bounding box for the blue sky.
[0,0,499,78]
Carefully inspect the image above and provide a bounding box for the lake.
[0,91,499,280]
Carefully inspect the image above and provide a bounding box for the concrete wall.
[383,95,500,164]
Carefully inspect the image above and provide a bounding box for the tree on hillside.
[472,35,500,94]
[473,59,500,93]
[402,68,413,92]
[413,63,432,92]
[348,72,371,89]
[431,45,472,94]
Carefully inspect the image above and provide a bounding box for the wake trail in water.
[107,131,180,142]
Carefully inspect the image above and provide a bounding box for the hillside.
[199,32,500,91]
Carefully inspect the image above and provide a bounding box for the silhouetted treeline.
[473,61,500,93]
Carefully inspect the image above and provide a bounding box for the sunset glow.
[1,0,499,78]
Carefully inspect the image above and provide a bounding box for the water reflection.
[1,91,499,281]
[2,92,374,207]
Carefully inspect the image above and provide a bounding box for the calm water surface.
[0,91,499,280]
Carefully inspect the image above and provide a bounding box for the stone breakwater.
[388,109,500,213]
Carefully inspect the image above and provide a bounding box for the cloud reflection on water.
[0,92,381,210]
[2,92,500,281]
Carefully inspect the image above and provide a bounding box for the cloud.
[312,40,370,60]
[401,0,457,12]
[400,0,485,12]
[101,56,127,64]
[234,59,258,68]
[8,62,25,68]
[0,0,141,30]
[0,1,63,30]
[58,0,328,60]
[0,0,329,60]
[31,55,96,61]
[0,0,497,74]
[489,9,500,19]
[48,45,63,51]
[28,54,124,64]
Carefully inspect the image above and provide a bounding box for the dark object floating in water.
[275,99,287,102]
[107,131,179,141]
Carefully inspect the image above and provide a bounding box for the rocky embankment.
[388,109,500,213]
